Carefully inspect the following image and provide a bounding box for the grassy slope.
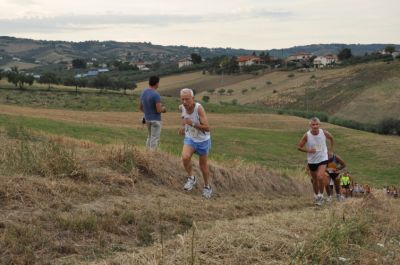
[0,111,398,186]
[197,61,400,123]
[0,126,398,265]
[135,71,254,96]
[2,61,399,123]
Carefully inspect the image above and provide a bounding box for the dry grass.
[1,129,398,264]
[135,71,253,96]
[0,103,332,131]
[86,193,400,265]
[0,130,311,264]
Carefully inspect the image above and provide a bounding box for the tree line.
[1,67,137,94]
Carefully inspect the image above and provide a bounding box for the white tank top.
[306,129,328,164]
[181,103,210,142]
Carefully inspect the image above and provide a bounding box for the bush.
[376,118,400,135]
[241,88,248,94]
[218,88,226,95]
[202,95,210,102]
[266,81,272,85]
[288,73,295,78]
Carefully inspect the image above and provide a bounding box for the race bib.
[314,143,323,152]
[188,126,199,138]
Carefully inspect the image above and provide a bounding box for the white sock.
[318,193,323,198]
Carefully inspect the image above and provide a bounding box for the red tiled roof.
[236,56,260,62]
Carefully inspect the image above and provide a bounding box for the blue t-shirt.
[140,88,161,121]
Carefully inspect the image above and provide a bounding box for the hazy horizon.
[0,0,399,50]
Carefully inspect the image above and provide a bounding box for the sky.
[0,0,399,50]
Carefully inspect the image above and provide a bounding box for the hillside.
[1,36,398,67]
[0,124,399,265]
[0,36,252,66]
[1,105,399,186]
[197,61,400,124]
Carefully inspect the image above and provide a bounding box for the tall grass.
[291,195,400,264]
[0,125,86,179]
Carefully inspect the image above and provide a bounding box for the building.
[313,54,337,68]
[287,52,313,62]
[236,56,265,67]
[136,62,147,70]
[178,58,193,68]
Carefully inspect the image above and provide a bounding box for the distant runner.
[340,170,353,198]
[326,152,346,201]
[298,117,334,206]
[178,88,213,198]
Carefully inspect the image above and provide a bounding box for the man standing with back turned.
[140,76,166,150]
[298,117,334,206]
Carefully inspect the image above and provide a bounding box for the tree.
[207,88,215,94]
[202,95,210,102]
[218,88,226,95]
[191,53,202,64]
[384,45,396,54]
[114,78,137,94]
[338,48,352,60]
[72,58,87,69]
[227,89,234,95]
[39,72,59,89]
[93,75,112,91]
[5,67,34,89]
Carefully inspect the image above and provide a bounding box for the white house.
[178,58,193,68]
[313,54,337,68]
[136,62,147,70]
[287,52,312,62]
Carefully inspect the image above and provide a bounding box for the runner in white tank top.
[178,88,213,199]
[298,117,334,206]
[180,102,210,143]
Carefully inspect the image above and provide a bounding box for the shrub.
[266,81,272,85]
[202,95,210,102]
[218,88,226,95]
[241,88,248,94]
[288,73,295,78]
[376,118,400,135]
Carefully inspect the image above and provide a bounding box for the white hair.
[180,88,194,97]
[310,117,320,123]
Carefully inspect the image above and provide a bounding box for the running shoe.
[202,185,213,198]
[183,176,196,191]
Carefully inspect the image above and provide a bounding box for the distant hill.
[0,36,399,67]
[267,43,400,58]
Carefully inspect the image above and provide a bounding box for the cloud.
[6,0,35,5]
[0,9,292,34]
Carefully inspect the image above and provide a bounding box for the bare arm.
[324,130,334,152]
[184,105,210,132]
[335,154,346,171]
[139,101,144,112]
[156,102,166,113]
[297,134,314,153]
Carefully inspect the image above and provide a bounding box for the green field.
[1,113,398,186]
